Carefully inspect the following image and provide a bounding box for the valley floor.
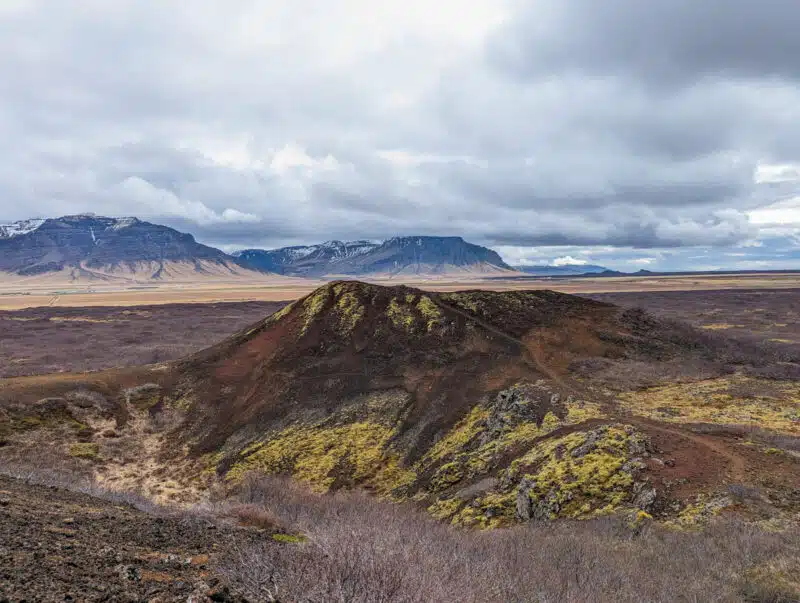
[1,272,799,310]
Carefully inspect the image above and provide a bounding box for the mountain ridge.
[0,214,243,278]
[0,214,515,279]
[236,235,513,277]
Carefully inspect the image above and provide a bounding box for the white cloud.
[114,177,259,225]
[552,255,588,266]
[1,0,800,269]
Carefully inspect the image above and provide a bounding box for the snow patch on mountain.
[0,219,45,239]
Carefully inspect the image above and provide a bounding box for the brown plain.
[1,271,800,310]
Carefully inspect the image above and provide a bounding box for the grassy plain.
[1,271,799,310]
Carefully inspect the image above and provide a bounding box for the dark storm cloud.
[0,0,799,267]
[490,0,800,86]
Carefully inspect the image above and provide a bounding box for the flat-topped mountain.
[0,214,249,280]
[236,235,514,277]
[0,215,516,280]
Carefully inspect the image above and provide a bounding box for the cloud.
[113,177,259,225]
[0,0,799,269]
[552,256,588,266]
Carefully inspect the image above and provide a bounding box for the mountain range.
[234,236,514,277]
[0,214,612,280]
[513,264,610,276]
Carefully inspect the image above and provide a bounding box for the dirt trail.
[436,298,749,483]
[625,417,747,482]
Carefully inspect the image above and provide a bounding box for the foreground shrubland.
[215,475,800,603]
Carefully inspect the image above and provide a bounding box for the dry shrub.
[226,503,280,530]
[217,474,800,603]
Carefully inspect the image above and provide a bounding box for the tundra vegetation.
[1,283,799,600]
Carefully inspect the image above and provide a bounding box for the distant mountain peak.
[0,218,46,239]
[0,214,232,277]
[237,235,511,277]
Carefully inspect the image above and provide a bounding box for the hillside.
[2,281,798,530]
[0,214,256,281]
[236,236,514,277]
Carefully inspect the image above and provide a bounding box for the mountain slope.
[0,214,250,279]
[236,236,513,277]
[234,240,378,275]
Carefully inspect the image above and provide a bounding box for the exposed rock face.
[516,477,536,520]
[632,482,658,512]
[235,236,512,276]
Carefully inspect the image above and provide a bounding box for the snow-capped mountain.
[0,218,46,239]
[0,214,236,277]
[235,236,512,276]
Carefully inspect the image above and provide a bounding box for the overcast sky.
[2,0,800,270]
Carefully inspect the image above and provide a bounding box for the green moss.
[427,497,463,521]
[423,405,489,465]
[668,494,733,528]
[430,462,464,492]
[419,398,605,487]
[454,491,517,529]
[68,442,100,459]
[272,533,307,544]
[335,291,365,334]
[18,416,44,429]
[441,292,481,314]
[618,376,800,435]
[200,450,225,477]
[227,421,416,495]
[387,297,416,331]
[268,301,296,324]
[508,425,641,519]
[416,296,444,331]
[301,288,330,335]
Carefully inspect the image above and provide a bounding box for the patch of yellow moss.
[440,292,481,313]
[453,491,517,529]
[68,442,100,459]
[268,301,296,324]
[335,291,365,334]
[416,295,444,331]
[420,399,605,486]
[619,376,800,434]
[667,494,733,528]
[300,288,330,335]
[272,533,307,544]
[227,422,415,495]
[423,405,490,466]
[387,297,416,331]
[506,425,641,519]
[740,557,800,602]
[430,462,464,492]
[427,497,463,521]
[200,450,225,477]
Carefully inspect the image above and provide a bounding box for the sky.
[1,0,800,271]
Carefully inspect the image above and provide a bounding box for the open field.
[3,287,799,379]
[2,282,799,600]
[594,289,800,350]
[0,301,284,378]
[1,271,799,310]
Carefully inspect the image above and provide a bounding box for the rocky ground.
[0,475,251,602]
